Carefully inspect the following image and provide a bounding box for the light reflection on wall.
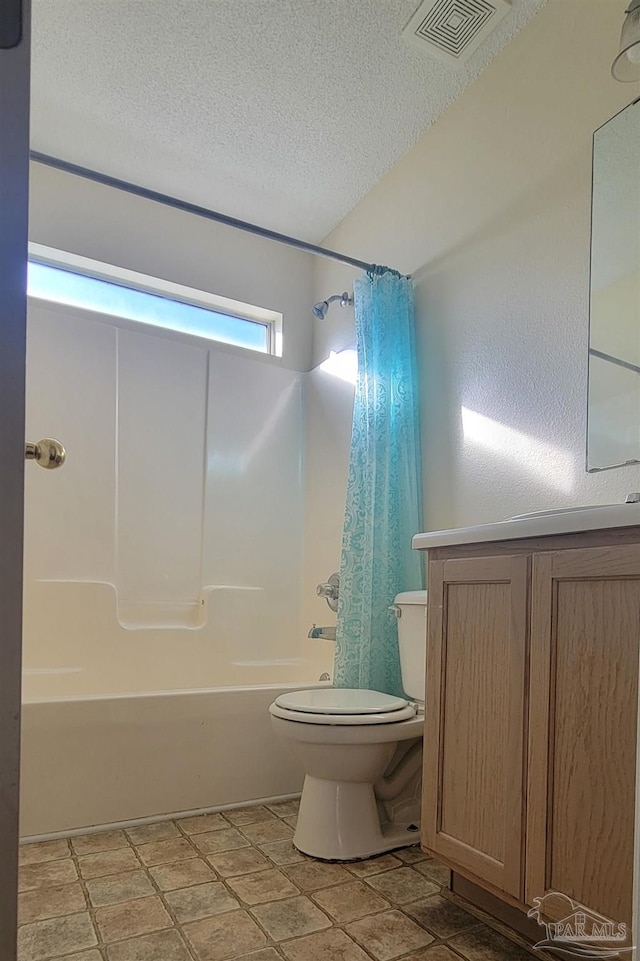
[461,407,574,495]
[319,348,358,386]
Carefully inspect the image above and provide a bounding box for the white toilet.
[269,590,427,861]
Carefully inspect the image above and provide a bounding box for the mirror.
[587,98,640,471]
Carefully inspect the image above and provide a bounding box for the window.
[27,244,282,356]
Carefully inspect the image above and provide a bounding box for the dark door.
[0,1,30,957]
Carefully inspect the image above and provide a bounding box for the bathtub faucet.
[308,624,336,641]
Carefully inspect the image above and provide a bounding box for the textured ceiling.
[31,0,546,242]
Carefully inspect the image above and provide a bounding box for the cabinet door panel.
[527,547,640,935]
[423,555,528,899]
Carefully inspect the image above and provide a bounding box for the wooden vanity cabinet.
[422,554,528,899]
[421,534,640,933]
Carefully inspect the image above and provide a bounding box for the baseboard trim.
[448,873,559,961]
[20,792,301,844]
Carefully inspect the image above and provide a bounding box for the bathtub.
[20,579,334,837]
[20,683,318,839]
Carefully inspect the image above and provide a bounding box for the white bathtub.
[20,684,313,839]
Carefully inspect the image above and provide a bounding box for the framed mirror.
[587,98,640,472]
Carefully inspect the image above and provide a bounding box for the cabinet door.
[423,555,529,899]
[527,547,640,936]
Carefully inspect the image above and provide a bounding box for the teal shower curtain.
[334,268,423,698]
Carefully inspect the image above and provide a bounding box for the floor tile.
[405,894,480,938]
[208,847,270,877]
[17,912,97,961]
[150,858,216,891]
[54,952,102,961]
[401,948,463,961]
[284,859,351,892]
[19,840,71,867]
[165,881,240,922]
[414,860,452,886]
[183,910,267,960]
[86,869,155,907]
[177,812,229,835]
[234,952,282,961]
[19,860,78,892]
[126,820,181,844]
[106,928,192,961]
[17,806,540,961]
[192,828,251,855]
[265,798,300,816]
[265,799,300,817]
[345,854,402,878]
[18,883,86,925]
[365,867,440,904]
[136,837,196,866]
[258,840,305,866]
[227,868,299,905]
[224,805,276,826]
[239,820,294,844]
[250,895,331,941]
[312,879,388,922]
[346,909,434,961]
[95,895,172,943]
[71,831,129,857]
[280,927,370,961]
[77,847,140,880]
[394,847,429,865]
[450,924,536,961]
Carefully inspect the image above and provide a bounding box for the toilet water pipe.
[375,740,423,801]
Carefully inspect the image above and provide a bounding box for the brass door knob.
[25,438,66,469]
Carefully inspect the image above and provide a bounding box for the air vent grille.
[402,0,510,64]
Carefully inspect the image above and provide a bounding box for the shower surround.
[22,298,332,836]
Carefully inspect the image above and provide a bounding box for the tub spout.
[308,624,336,641]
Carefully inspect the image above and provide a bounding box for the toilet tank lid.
[394,590,428,605]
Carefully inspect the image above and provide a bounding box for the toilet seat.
[270,688,417,725]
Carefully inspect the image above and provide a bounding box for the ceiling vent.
[402,0,511,65]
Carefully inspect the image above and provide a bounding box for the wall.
[26,164,339,693]
[23,298,326,698]
[307,0,640,603]
[301,365,356,657]
[28,163,314,373]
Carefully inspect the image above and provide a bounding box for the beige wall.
[29,163,314,373]
[28,162,334,684]
[304,0,640,615]
[23,297,337,699]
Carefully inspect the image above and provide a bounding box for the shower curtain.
[334,268,423,698]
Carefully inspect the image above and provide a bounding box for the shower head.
[312,292,353,320]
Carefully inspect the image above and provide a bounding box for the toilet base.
[293,774,420,861]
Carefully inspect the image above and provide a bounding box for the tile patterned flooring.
[18,800,536,961]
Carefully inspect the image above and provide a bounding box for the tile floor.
[18,799,537,961]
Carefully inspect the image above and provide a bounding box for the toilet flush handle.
[388,604,401,618]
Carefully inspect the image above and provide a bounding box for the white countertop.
[412,503,640,551]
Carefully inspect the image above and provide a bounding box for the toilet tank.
[395,590,428,704]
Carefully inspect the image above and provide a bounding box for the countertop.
[411,503,640,551]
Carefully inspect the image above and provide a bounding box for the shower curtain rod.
[30,151,380,274]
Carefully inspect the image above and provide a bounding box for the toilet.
[269,590,427,861]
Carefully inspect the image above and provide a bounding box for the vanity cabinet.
[421,535,640,934]
[423,554,528,899]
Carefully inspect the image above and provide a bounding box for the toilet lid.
[275,688,410,715]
